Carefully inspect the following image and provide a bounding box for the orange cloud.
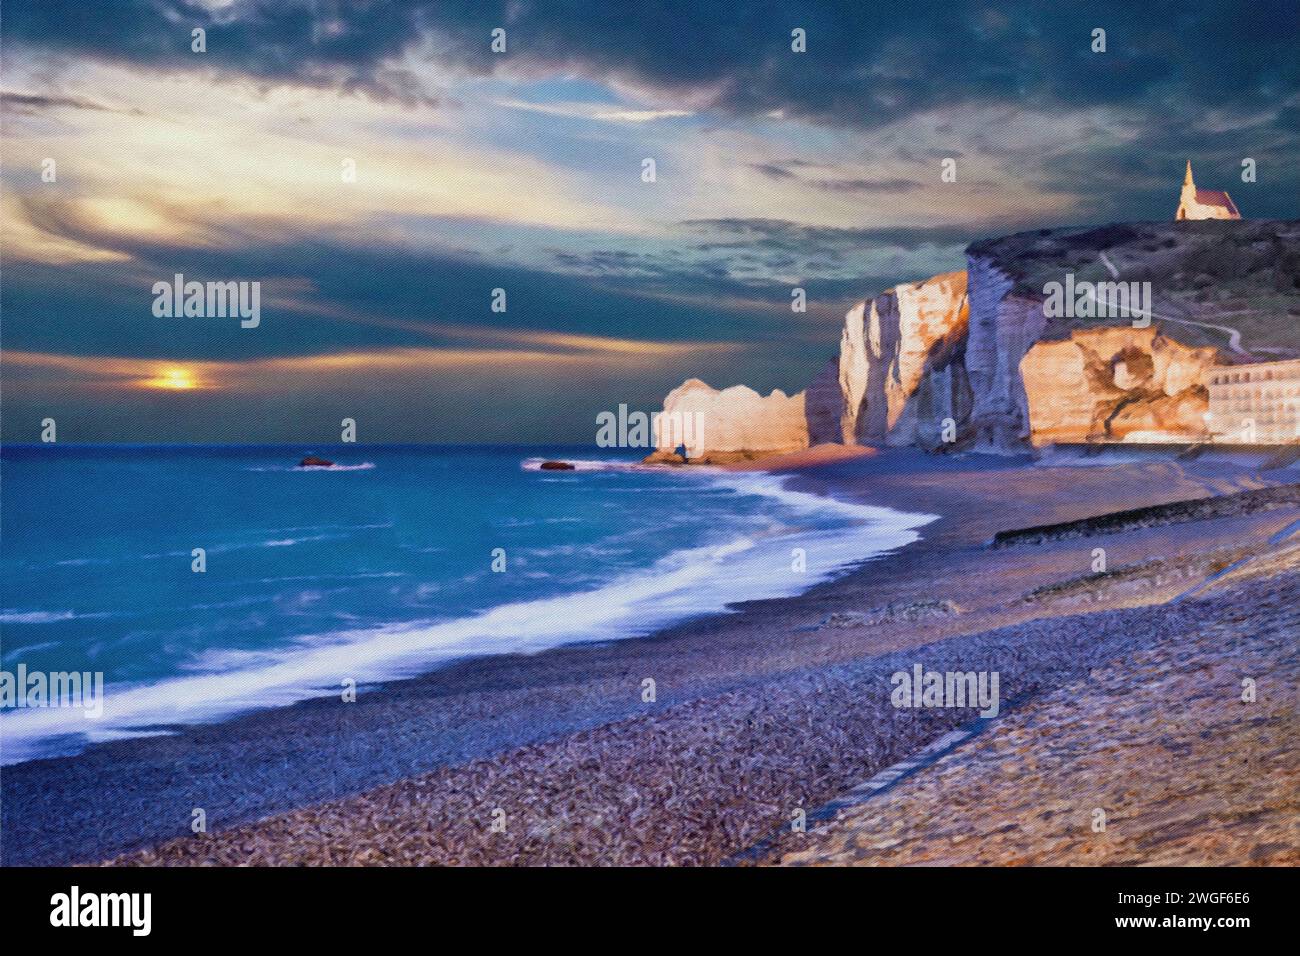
[1,65,651,267]
[2,338,744,394]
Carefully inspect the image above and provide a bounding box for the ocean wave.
[261,535,335,547]
[1034,449,1147,468]
[521,457,651,472]
[706,469,939,526]
[0,609,114,624]
[0,474,935,765]
[244,462,376,472]
[294,462,375,472]
[1,640,61,663]
[253,571,405,583]
[254,522,393,533]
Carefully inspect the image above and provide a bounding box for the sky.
[2,0,1298,444]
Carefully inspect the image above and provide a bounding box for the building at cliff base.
[1206,359,1300,444]
[1175,161,1240,221]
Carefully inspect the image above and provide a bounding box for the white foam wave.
[521,457,650,472]
[0,474,935,764]
[1034,448,1147,468]
[245,462,376,472]
[294,462,375,472]
[0,610,113,624]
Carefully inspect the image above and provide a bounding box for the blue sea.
[0,445,933,764]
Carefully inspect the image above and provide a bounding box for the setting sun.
[142,366,200,390]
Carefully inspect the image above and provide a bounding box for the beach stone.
[820,600,961,629]
[776,571,1300,867]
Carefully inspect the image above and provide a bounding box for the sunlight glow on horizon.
[139,366,203,390]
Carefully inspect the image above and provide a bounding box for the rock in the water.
[539,460,576,470]
[642,449,686,465]
[299,456,335,468]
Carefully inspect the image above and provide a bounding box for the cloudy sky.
[3,0,1298,443]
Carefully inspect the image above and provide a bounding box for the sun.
[142,366,201,390]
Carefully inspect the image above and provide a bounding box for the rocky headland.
[648,219,1300,463]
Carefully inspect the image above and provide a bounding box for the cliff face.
[839,271,970,447]
[647,378,808,464]
[804,358,846,445]
[652,272,971,463]
[964,257,1045,447]
[1020,327,1218,444]
[647,220,1299,461]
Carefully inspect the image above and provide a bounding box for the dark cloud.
[6,1,1299,131]
[7,1,1296,226]
[4,0,443,105]
[749,161,923,194]
[750,158,820,180]
[682,217,1022,254]
[809,177,922,193]
[0,91,144,115]
[750,162,800,180]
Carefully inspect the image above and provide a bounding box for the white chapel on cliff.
[1175,161,1241,220]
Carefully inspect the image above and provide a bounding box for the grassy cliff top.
[967,219,1300,358]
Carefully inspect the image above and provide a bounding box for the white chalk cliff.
[838,270,970,448]
[647,220,1296,462]
[1020,327,1217,444]
[646,378,808,464]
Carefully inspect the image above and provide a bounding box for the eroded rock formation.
[647,220,1299,461]
[646,378,808,464]
[1020,328,1218,444]
[964,257,1047,447]
[838,270,971,448]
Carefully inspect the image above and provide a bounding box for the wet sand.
[4,449,1296,866]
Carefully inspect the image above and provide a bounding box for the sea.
[0,445,933,764]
